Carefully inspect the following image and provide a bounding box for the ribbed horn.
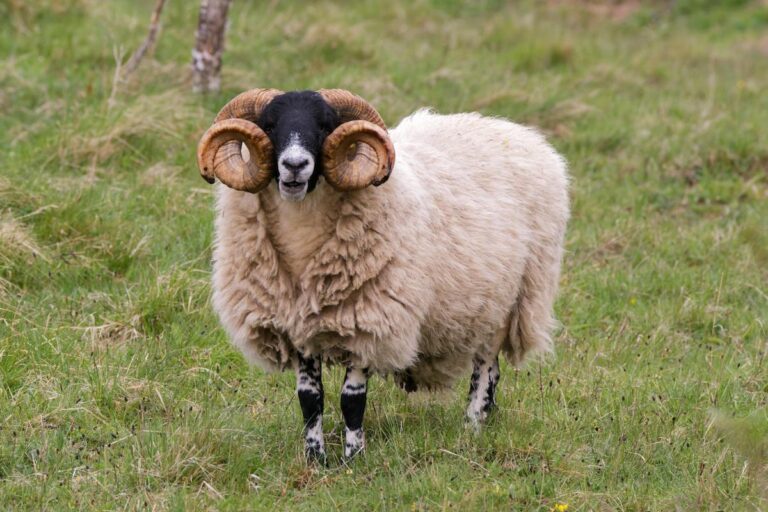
[196,88,283,192]
[318,89,395,191]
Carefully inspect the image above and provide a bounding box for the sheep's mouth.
[278,180,308,201]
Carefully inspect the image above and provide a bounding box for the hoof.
[343,428,365,460]
[304,437,327,465]
[465,404,495,433]
[465,413,486,434]
[305,445,327,465]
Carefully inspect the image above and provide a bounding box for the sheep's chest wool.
[212,176,425,377]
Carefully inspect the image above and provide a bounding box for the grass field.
[2,0,768,510]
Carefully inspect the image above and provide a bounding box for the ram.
[197,89,569,460]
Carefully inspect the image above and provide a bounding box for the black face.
[257,91,340,201]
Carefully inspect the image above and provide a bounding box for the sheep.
[196,88,569,461]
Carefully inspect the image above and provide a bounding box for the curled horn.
[318,89,395,191]
[196,88,283,192]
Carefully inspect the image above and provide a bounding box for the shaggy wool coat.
[211,110,569,390]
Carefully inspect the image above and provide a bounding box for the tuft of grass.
[1,0,767,510]
[0,215,47,264]
[61,90,206,167]
[711,410,768,501]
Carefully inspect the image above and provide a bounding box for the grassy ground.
[1,0,767,510]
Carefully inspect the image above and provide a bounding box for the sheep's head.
[196,89,395,201]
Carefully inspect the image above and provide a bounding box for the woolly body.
[212,109,569,390]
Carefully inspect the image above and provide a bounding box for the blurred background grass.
[1,0,767,510]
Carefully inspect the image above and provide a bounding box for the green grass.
[2,0,768,509]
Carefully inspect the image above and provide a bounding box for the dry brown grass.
[0,213,48,263]
[546,0,658,21]
[81,316,143,349]
[140,162,182,187]
[62,89,205,166]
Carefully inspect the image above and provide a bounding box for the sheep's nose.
[280,156,310,172]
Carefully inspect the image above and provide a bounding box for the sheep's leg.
[394,369,418,393]
[296,353,325,461]
[466,355,500,428]
[340,366,369,459]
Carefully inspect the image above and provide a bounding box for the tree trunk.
[191,0,232,93]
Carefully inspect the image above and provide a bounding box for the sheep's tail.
[501,240,563,366]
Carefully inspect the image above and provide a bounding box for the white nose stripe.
[278,133,314,182]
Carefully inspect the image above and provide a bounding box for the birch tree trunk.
[191,0,232,93]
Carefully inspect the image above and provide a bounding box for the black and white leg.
[296,352,325,461]
[340,366,369,459]
[466,354,500,428]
